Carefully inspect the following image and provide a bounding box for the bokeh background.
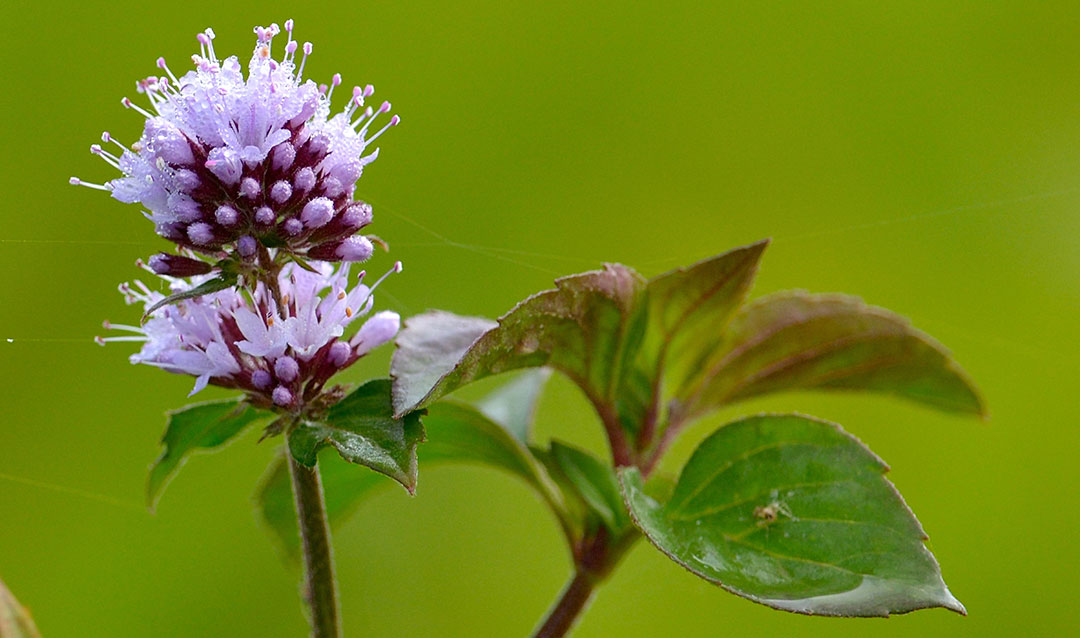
[2,1,1077,636]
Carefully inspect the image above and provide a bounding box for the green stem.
[288,453,342,638]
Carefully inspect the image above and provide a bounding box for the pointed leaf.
[619,241,769,436]
[391,265,648,423]
[390,311,497,417]
[621,414,964,617]
[288,379,425,493]
[142,275,234,320]
[642,240,769,389]
[476,368,552,443]
[676,292,985,423]
[148,398,265,510]
[0,578,41,638]
[550,441,629,531]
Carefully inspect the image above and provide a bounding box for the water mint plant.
[67,17,984,638]
[74,21,419,638]
[257,239,983,636]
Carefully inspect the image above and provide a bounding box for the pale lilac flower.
[97,260,402,409]
[71,20,398,263]
[352,311,402,356]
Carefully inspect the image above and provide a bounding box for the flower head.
[98,260,402,409]
[72,21,399,264]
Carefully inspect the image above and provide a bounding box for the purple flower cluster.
[72,21,398,267]
[100,260,401,410]
[83,21,405,411]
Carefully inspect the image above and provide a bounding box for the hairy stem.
[288,453,342,638]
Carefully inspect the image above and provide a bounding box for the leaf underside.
[0,577,41,638]
[390,311,498,418]
[620,414,965,617]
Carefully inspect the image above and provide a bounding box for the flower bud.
[147,253,212,277]
[251,369,272,390]
[341,202,373,230]
[301,197,335,228]
[327,341,352,367]
[237,235,257,258]
[270,180,293,203]
[239,177,260,199]
[271,142,295,171]
[350,311,400,356]
[274,356,300,383]
[272,385,294,406]
[186,222,218,246]
[293,167,316,192]
[255,206,275,225]
[215,204,239,227]
[307,236,373,262]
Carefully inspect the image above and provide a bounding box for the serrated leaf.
[259,391,565,560]
[620,241,769,439]
[0,578,40,638]
[475,368,552,443]
[148,398,265,510]
[550,441,629,532]
[142,275,234,320]
[620,413,965,617]
[391,266,648,426]
[641,240,769,390]
[676,292,985,423]
[288,379,425,493]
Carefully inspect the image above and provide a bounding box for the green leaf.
[390,311,498,417]
[619,241,769,438]
[0,578,41,638]
[142,275,235,321]
[288,379,425,493]
[419,402,554,485]
[148,398,265,510]
[550,441,629,531]
[475,368,552,443]
[259,393,566,560]
[620,414,965,617]
[391,265,648,425]
[676,292,985,423]
[641,240,769,391]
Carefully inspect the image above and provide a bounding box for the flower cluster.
[82,21,405,415]
[99,260,401,410]
[72,21,398,268]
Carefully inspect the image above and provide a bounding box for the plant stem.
[533,571,597,638]
[533,528,621,638]
[288,453,342,638]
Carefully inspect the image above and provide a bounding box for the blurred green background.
[2,1,1077,636]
